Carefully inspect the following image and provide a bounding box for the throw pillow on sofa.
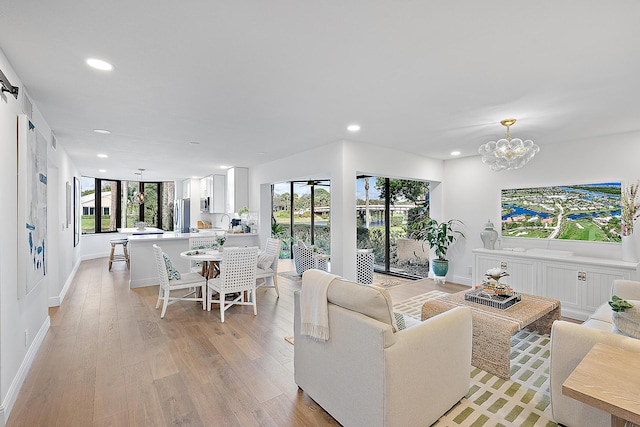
[612,301,640,339]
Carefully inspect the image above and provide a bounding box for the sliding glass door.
[356,176,429,278]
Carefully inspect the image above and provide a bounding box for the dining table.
[180,249,223,305]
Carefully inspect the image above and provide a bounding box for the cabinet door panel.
[583,269,627,312]
[540,264,580,311]
[475,255,535,294]
[212,175,225,213]
[474,255,501,285]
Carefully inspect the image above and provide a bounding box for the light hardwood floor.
[6,259,464,427]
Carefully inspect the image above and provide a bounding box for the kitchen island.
[127,231,261,288]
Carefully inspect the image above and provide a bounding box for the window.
[272,180,331,258]
[100,180,117,232]
[81,176,175,234]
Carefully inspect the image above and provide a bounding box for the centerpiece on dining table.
[464,267,522,309]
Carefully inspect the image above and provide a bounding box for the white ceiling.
[1,1,639,182]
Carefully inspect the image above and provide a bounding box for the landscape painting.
[17,115,48,298]
[501,183,621,242]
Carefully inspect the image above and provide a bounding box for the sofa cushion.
[327,278,397,332]
[581,318,613,331]
[589,303,613,324]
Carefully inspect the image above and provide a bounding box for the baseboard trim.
[48,258,81,307]
[0,315,50,425]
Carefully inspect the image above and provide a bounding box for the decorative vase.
[622,235,637,262]
[432,259,449,278]
[480,220,499,250]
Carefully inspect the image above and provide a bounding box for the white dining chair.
[153,244,206,318]
[256,238,281,297]
[207,246,259,322]
[190,237,218,276]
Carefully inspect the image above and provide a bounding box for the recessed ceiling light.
[86,58,113,71]
[220,165,230,169]
[93,129,111,134]
[347,124,361,132]
[256,152,266,155]
[99,169,107,173]
[97,153,108,158]
[451,151,461,156]
[192,176,199,179]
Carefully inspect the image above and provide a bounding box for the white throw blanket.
[300,270,339,342]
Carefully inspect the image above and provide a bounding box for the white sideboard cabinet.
[472,248,638,320]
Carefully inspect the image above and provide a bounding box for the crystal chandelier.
[478,119,540,172]
[132,168,145,205]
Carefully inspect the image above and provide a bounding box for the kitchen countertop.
[127,230,258,242]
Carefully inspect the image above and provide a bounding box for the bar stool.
[109,238,130,271]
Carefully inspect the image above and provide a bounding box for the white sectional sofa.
[550,279,640,427]
[294,271,473,427]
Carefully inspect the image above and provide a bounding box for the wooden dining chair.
[256,237,281,297]
[207,246,259,322]
[153,244,206,318]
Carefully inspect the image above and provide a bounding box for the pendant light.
[132,168,145,205]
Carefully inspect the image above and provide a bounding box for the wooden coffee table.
[422,291,560,379]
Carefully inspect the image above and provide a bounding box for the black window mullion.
[95,178,103,233]
[115,181,122,229]
[384,178,391,272]
[138,181,145,222]
[290,181,294,259]
[157,182,163,229]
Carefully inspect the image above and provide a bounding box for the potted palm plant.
[408,216,464,278]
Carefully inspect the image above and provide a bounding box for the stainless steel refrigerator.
[174,198,190,233]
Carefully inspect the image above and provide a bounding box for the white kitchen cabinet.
[198,175,225,213]
[182,179,191,199]
[201,176,211,198]
[212,175,225,213]
[472,248,637,320]
[226,167,248,214]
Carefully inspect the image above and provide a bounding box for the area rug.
[392,291,555,426]
[392,290,449,319]
[374,272,417,288]
[433,329,555,427]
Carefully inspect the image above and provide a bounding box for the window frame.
[82,177,170,234]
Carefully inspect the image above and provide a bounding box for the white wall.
[443,131,640,285]
[250,140,443,280]
[0,49,80,423]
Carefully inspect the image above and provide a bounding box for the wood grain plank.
[154,373,204,427]
[6,258,459,427]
